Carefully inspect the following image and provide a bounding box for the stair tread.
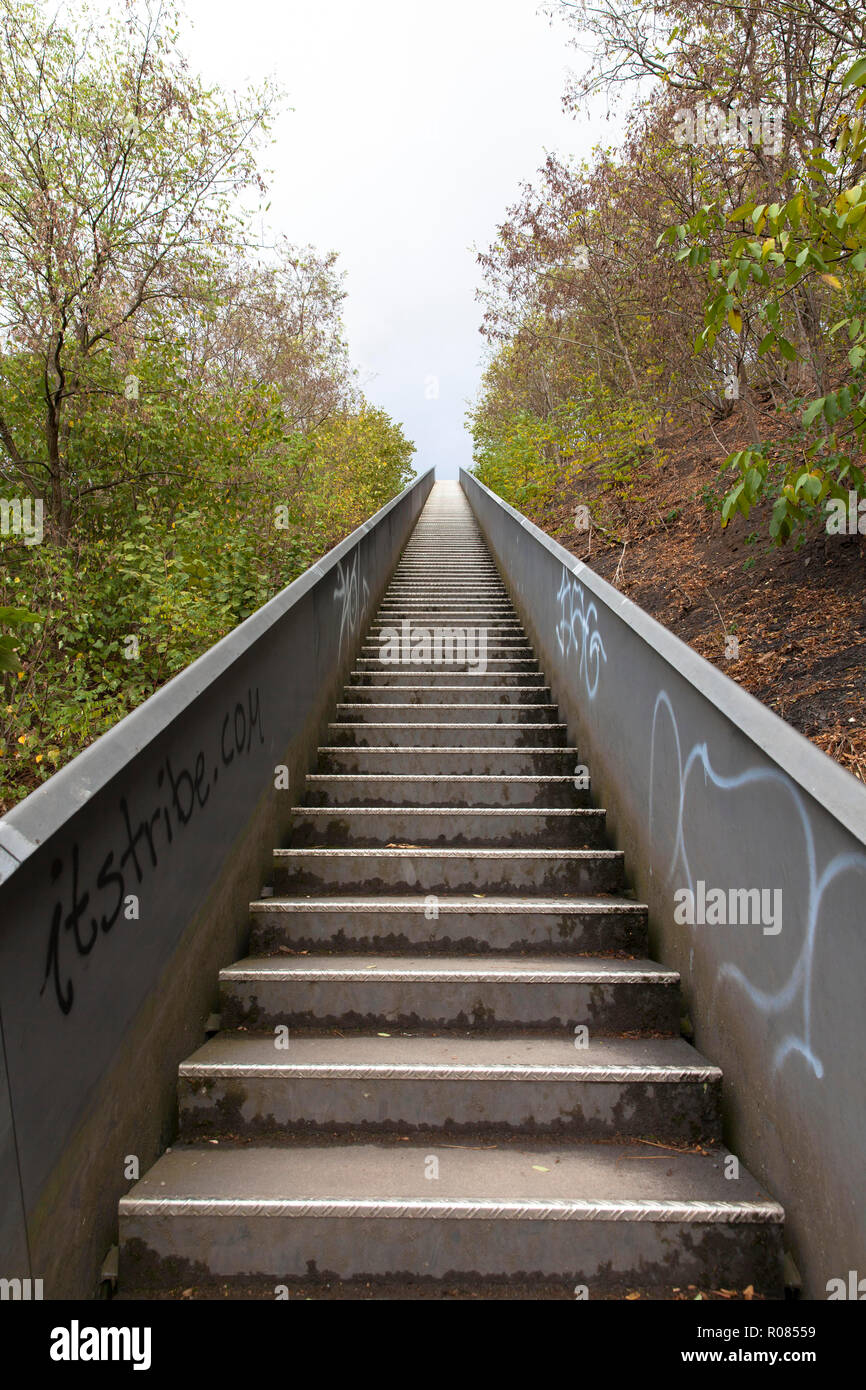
[289,807,599,816]
[250,894,646,912]
[335,704,555,710]
[318,745,578,753]
[273,847,621,858]
[304,775,577,782]
[180,1033,719,1077]
[220,954,677,980]
[340,688,550,694]
[326,723,566,729]
[120,1143,782,1217]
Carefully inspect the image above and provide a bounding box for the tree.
[0,0,276,538]
[658,54,866,541]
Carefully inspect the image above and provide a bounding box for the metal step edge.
[119,1195,784,1223]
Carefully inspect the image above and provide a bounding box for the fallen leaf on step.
[625,1292,641,1300]
[531,1165,549,1172]
[377,1032,390,1037]
[744,1285,754,1300]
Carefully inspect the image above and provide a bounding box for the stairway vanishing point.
[119,482,785,1299]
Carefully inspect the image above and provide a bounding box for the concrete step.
[271,846,624,895]
[355,658,539,673]
[248,895,647,955]
[391,570,502,578]
[118,1142,784,1295]
[360,644,533,660]
[369,620,525,634]
[348,670,546,687]
[340,685,553,706]
[366,616,521,626]
[393,568,501,575]
[383,579,508,588]
[219,954,679,1033]
[316,747,582,775]
[333,703,559,725]
[358,661,535,677]
[389,580,503,589]
[301,774,586,807]
[285,807,605,848]
[325,723,568,747]
[377,613,511,623]
[177,1034,722,1143]
[383,587,509,598]
[374,603,517,613]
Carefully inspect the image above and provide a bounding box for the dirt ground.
[533,404,866,783]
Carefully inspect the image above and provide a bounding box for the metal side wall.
[461,467,866,1299]
[0,468,433,1297]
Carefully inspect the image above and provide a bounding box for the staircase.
[119,482,784,1299]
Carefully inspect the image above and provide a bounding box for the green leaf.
[743,468,764,501]
[0,607,40,626]
[721,481,745,526]
[842,57,866,90]
[0,636,22,673]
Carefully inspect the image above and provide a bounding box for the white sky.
[180,0,614,479]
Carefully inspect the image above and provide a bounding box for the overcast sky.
[181,0,613,479]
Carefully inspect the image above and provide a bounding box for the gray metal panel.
[0,1020,29,1277]
[0,469,433,1291]
[461,466,866,1298]
[1,472,433,864]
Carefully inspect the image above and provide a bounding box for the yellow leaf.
[531,1165,550,1172]
[728,309,743,334]
[820,274,842,289]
